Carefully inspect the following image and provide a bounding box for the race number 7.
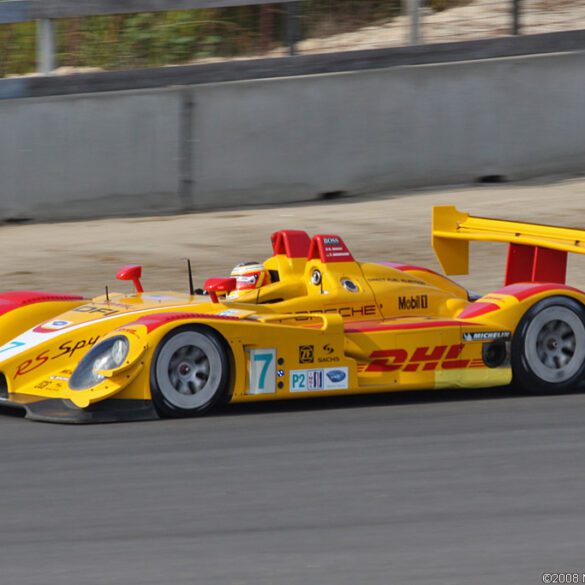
[0,340,25,355]
[248,349,276,395]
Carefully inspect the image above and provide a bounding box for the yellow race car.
[0,205,584,423]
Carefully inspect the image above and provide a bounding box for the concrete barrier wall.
[0,90,183,219]
[1,49,585,220]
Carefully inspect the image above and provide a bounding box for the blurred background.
[1,0,583,77]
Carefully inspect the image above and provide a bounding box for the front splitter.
[0,394,159,423]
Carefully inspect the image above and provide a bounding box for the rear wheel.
[150,326,231,418]
[512,297,585,394]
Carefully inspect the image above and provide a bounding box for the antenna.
[105,285,110,303]
[187,259,195,296]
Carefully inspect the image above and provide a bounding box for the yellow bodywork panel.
[0,217,583,422]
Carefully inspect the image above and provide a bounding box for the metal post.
[37,19,56,75]
[512,0,521,35]
[408,0,422,45]
[285,2,300,56]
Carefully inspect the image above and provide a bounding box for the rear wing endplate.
[432,206,585,285]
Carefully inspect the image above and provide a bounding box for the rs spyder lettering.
[14,336,100,378]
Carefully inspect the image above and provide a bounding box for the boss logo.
[398,295,428,310]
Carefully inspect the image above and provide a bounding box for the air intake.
[0,373,7,399]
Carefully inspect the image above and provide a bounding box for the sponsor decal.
[295,304,377,320]
[398,295,429,311]
[318,356,340,363]
[368,277,425,285]
[299,345,314,364]
[365,344,486,373]
[75,305,119,316]
[277,369,285,378]
[318,343,340,363]
[36,320,72,332]
[326,369,346,383]
[116,326,140,337]
[290,367,349,392]
[141,294,180,301]
[52,337,100,360]
[14,336,101,378]
[463,331,511,342]
[219,309,248,317]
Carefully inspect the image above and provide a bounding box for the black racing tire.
[512,296,585,395]
[150,325,232,418]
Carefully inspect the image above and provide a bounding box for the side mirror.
[203,277,237,304]
[116,265,144,294]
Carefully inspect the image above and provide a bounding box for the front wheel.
[512,296,585,394]
[150,326,232,418]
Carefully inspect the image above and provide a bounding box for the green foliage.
[0,0,463,77]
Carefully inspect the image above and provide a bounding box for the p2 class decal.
[248,349,277,395]
[290,367,349,392]
[462,331,511,342]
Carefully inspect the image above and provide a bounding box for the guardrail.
[0,0,301,74]
[0,0,565,78]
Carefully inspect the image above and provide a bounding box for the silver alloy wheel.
[523,306,585,383]
[154,331,223,410]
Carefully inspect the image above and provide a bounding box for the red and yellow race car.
[0,205,583,423]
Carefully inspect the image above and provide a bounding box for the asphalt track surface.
[1,388,584,585]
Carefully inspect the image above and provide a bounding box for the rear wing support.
[432,206,585,285]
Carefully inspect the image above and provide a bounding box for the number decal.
[248,349,276,395]
[0,340,25,355]
[255,353,272,389]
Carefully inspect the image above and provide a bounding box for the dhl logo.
[365,344,485,373]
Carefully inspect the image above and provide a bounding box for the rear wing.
[432,206,585,285]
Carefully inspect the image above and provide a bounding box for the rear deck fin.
[433,205,583,284]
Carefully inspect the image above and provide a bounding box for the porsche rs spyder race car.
[0,205,584,423]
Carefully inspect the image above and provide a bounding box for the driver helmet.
[229,262,272,298]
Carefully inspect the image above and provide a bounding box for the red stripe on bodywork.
[127,312,240,333]
[497,282,582,301]
[379,262,438,275]
[0,291,85,316]
[457,302,500,318]
[457,283,583,319]
[345,319,464,333]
